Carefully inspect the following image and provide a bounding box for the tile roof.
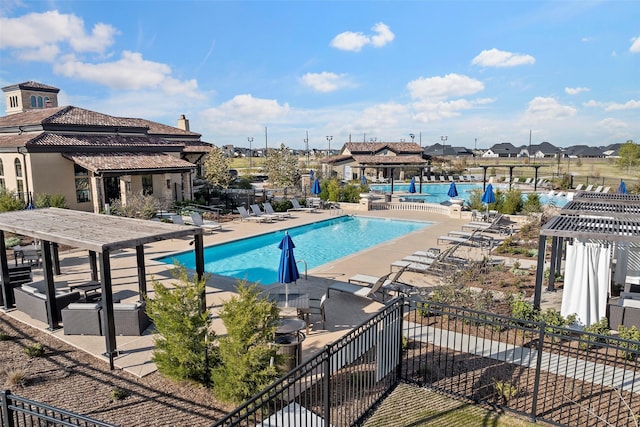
[62,152,195,173]
[0,132,41,148]
[351,154,427,165]
[1,81,60,92]
[25,133,184,149]
[344,142,424,154]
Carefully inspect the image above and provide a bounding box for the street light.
[304,132,309,167]
[326,135,333,155]
[326,135,333,177]
[409,133,415,144]
[441,135,447,157]
[247,137,253,171]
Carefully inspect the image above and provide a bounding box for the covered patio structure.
[533,192,640,317]
[0,208,205,369]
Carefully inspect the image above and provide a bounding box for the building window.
[0,159,4,190]
[74,164,90,203]
[30,96,36,108]
[37,96,44,108]
[142,174,153,195]
[9,96,18,108]
[15,158,24,197]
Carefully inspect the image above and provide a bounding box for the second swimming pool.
[156,216,431,285]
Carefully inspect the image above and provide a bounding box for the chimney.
[178,114,190,131]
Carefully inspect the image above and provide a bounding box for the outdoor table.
[275,317,306,371]
[12,244,41,266]
[69,281,101,301]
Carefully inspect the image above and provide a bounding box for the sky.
[1,1,639,151]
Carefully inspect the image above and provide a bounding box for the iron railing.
[1,390,116,427]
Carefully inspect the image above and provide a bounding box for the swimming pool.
[156,216,431,285]
[370,183,568,206]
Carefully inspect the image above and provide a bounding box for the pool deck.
[3,206,561,378]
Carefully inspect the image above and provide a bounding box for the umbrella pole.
[285,283,289,307]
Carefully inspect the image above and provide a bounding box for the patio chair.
[171,215,185,225]
[250,204,278,221]
[190,212,223,232]
[298,294,326,331]
[288,199,317,213]
[263,202,291,219]
[238,206,271,222]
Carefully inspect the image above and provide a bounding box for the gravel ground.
[0,312,233,427]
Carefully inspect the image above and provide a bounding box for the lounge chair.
[288,199,317,213]
[328,268,409,301]
[594,186,603,193]
[439,176,446,182]
[584,185,594,191]
[190,212,223,232]
[171,215,185,225]
[574,183,584,191]
[512,177,520,184]
[263,202,291,219]
[390,260,432,273]
[250,204,278,221]
[238,206,271,222]
[523,178,532,185]
[602,186,611,194]
[429,176,437,182]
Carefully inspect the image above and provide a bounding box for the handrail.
[296,259,307,279]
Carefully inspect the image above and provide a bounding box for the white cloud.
[330,22,394,52]
[200,94,290,134]
[471,48,535,67]
[565,87,590,95]
[524,97,577,121]
[353,103,408,130]
[630,36,640,53]
[597,118,629,133]
[581,37,593,42]
[301,72,349,93]
[0,10,118,56]
[583,100,602,108]
[407,74,484,100]
[15,44,60,62]
[605,100,640,111]
[52,51,201,98]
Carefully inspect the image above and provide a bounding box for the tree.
[616,140,640,174]
[0,190,27,212]
[146,265,217,384]
[262,143,300,188]
[203,146,232,189]
[212,282,281,404]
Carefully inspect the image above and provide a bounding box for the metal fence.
[1,390,117,427]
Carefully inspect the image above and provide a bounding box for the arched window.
[15,158,24,195]
[37,96,44,108]
[30,96,37,108]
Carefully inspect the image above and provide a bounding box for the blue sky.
[1,1,638,150]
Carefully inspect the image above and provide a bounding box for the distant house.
[0,81,213,213]
[322,142,427,181]
[564,145,605,158]
[423,144,469,158]
[527,141,559,159]
[482,142,520,158]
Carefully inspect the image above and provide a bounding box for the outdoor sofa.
[14,285,80,324]
[608,291,640,330]
[61,301,151,336]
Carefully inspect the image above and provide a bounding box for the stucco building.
[0,81,212,213]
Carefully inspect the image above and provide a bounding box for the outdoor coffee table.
[69,281,101,301]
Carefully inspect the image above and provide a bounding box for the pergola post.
[194,233,206,313]
[547,237,558,292]
[89,251,98,281]
[534,235,547,310]
[136,245,147,300]
[41,241,60,330]
[0,230,11,308]
[509,166,515,190]
[99,250,117,370]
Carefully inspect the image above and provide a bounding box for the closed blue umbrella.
[481,183,496,220]
[408,177,416,194]
[309,169,314,180]
[361,174,368,186]
[447,182,458,198]
[278,232,300,307]
[26,202,35,210]
[618,181,627,194]
[311,178,321,195]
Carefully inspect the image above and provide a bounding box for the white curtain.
[561,241,611,326]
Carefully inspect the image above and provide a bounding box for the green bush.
[501,189,524,215]
[146,265,217,384]
[34,193,67,208]
[617,325,640,360]
[4,237,22,248]
[522,193,542,214]
[212,282,281,404]
[110,192,163,220]
[0,190,26,212]
[24,343,45,357]
[510,294,537,324]
[579,318,611,350]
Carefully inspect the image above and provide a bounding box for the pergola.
[533,193,640,309]
[0,208,205,369]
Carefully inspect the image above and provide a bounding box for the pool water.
[370,183,568,207]
[156,216,431,285]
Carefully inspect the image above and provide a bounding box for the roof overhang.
[63,152,196,175]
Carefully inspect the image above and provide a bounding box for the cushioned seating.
[608,295,640,330]
[111,302,152,336]
[14,286,80,324]
[62,303,102,335]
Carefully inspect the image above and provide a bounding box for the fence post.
[397,299,405,382]
[529,322,546,422]
[323,345,331,426]
[1,389,15,427]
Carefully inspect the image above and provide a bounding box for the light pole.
[326,135,333,155]
[441,135,447,158]
[247,137,253,171]
[474,137,478,166]
[304,132,309,167]
[409,133,415,144]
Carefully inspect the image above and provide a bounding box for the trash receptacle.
[275,334,304,372]
[384,193,392,203]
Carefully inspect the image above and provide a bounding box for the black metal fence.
[1,390,116,427]
[215,298,640,427]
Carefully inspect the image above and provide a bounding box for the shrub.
[0,329,10,341]
[110,192,164,219]
[146,265,217,384]
[493,379,519,403]
[617,326,640,360]
[5,370,27,387]
[110,387,129,401]
[0,189,26,212]
[4,237,22,248]
[510,295,537,325]
[24,343,45,357]
[212,282,281,405]
[579,318,611,350]
[34,193,67,208]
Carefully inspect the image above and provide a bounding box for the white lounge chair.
[584,185,594,191]
[288,199,317,212]
[190,212,222,232]
[263,202,291,219]
[250,204,278,221]
[574,183,584,191]
[237,206,271,222]
[602,186,611,194]
[171,215,185,225]
[594,186,603,193]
